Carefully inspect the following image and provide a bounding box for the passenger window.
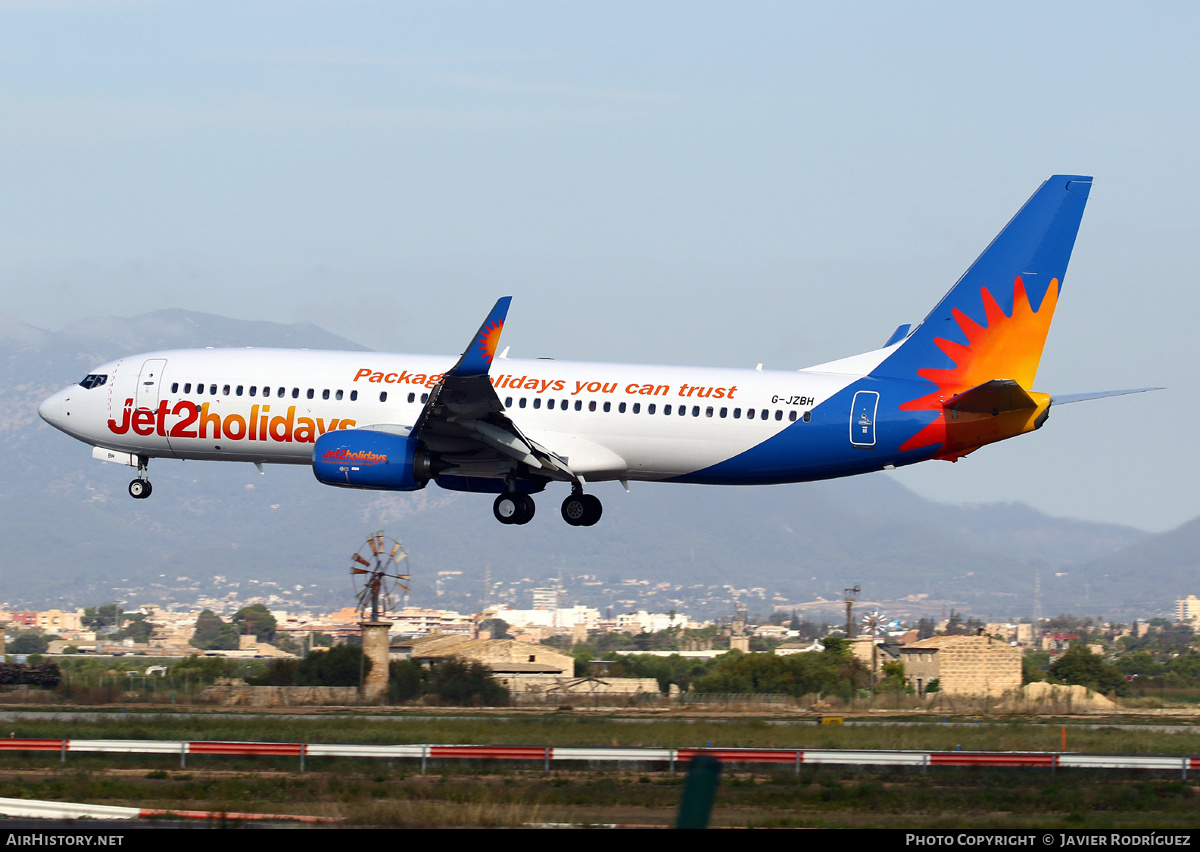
[184,383,192,393]
[574,400,582,411]
[746,408,754,419]
[733,408,741,419]
[618,402,626,413]
[277,387,284,398]
[408,393,416,403]
[196,384,204,396]
[250,386,257,397]
[720,407,727,418]
[306,389,314,399]
[775,410,783,420]
[692,406,700,417]
[236,385,243,396]
[706,406,714,418]
[519,398,527,408]
[262,387,271,398]
[648,404,655,414]
[588,401,596,412]
[505,397,513,407]
[223,385,231,396]
[533,398,542,409]
[421,393,428,403]
[546,399,554,410]
[789,410,797,422]
[664,404,672,415]
[803,410,812,423]
[336,390,344,400]
[209,385,217,395]
[380,392,388,402]
[760,409,768,420]
[171,382,179,393]
[603,401,611,413]
[350,390,358,401]
[322,389,330,400]
[292,388,299,398]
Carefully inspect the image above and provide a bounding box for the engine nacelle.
[312,429,435,491]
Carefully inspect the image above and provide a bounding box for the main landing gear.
[560,491,602,527]
[128,457,152,500]
[493,492,536,525]
[492,486,603,527]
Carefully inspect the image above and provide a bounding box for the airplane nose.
[39,390,65,428]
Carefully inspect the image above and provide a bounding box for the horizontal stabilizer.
[884,324,911,347]
[1051,387,1163,405]
[944,379,1037,415]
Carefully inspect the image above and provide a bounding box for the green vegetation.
[190,610,239,651]
[2,713,1200,827]
[295,645,369,686]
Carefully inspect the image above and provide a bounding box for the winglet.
[447,297,512,378]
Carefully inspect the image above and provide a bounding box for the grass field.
[3,708,1200,827]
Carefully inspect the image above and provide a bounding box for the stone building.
[899,635,1022,698]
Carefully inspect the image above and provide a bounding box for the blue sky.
[2,2,1195,531]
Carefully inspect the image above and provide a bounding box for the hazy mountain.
[0,311,1170,621]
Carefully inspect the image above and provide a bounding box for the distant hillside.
[0,311,1170,620]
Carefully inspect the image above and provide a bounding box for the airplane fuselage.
[41,175,1128,525]
[41,346,939,486]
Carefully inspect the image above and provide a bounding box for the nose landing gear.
[128,457,152,499]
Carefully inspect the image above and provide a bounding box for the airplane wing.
[407,297,579,483]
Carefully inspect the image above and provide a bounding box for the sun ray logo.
[476,319,504,367]
[900,276,1058,454]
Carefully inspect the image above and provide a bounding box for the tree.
[479,618,511,640]
[1049,646,1129,697]
[190,610,239,651]
[877,661,911,694]
[296,645,369,687]
[248,658,298,686]
[82,604,122,631]
[117,613,153,644]
[426,657,508,706]
[171,655,237,684]
[388,659,427,702]
[232,604,277,643]
[7,632,49,655]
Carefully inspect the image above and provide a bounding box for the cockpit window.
[78,374,107,390]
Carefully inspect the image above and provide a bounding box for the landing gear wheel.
[494,494,519,524]
[516,494,535,525]
[561,493,602,526]
[494,493,535,525]
[561,495,586,526]
[128,479,152,500]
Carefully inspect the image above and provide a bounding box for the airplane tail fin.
[873,174,1092,390]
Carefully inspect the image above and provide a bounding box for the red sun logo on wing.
[476,319,504,366]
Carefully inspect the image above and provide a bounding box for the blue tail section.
[872,175,1091,384]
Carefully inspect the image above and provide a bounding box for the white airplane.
[39,175,1152,526]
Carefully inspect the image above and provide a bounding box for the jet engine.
[312,429,438,491]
